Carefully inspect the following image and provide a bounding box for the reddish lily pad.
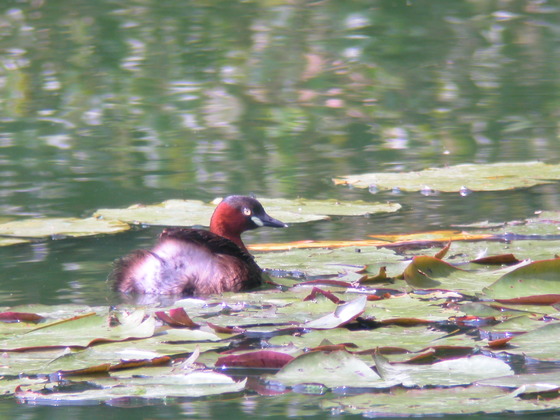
[216,350,294,369]
[0,312,43,323]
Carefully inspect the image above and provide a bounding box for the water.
[1,0,560,417]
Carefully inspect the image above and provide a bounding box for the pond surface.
[1,0,560,418]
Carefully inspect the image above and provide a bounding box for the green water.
[1,0,560,417]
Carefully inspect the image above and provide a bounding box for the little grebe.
[112,195,286,296]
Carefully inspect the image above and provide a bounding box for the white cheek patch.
[251,216,264,227]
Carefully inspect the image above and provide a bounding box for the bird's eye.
[243,207,252,216]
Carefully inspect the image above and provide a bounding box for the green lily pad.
[401,255,519,293]
[94,199,214,226]
[505,322,560,361]
[321,385,559,416]
[477,371,560,394]
[15,371,246,402]
[334,161,560,192]
[483,259,560,300]
[303,296,367,329]
[0,310,155,351]
[4,211,560,413]
[258,198,401,223]
[255,246,403,277]
[403,256,460,288]
[374,352,513,387]
[0,217,130,238]
[94,198,401,227]
[271,350,390,388]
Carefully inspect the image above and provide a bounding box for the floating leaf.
[271,350,389,388]
[94,198,401,227]
[403,256,461,288]
[494,295,560,305]
[0,312,43,323]
[477,371,560,395]
[483,259,560,299]
[505,322,560,361]
[251,230,494,251]
[15,371,246,402]
[374,353,512,387]
[0,217,129,238]
[334,162,560,192]
[94,199,214,226]
[321,385,556,416]
[471,254,521,265]
[303,295,367,329]
[0,310,155,351]
[433,241,451,259]
[257,198,401,223]
[255,245,402,277]
[216,350,294,369]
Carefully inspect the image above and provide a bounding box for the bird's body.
[112,196,286,296]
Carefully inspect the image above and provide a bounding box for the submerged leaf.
[0,310,155,351]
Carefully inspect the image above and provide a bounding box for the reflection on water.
[1,0,560,418]
[0,0,559,219]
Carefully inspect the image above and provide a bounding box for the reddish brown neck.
[209,203,248,251]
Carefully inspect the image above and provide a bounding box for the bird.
[111,195,287,296]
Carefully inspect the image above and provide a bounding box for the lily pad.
[255,245,403,277]
[333,161,560,192]
[505,322,560,361]
[374,352,513,387]
[321,385,559,416]
[93,198,401,227]
[303,296,367,329]
[477,371,560,395]
[94,199,214,226]
[257,198,401,223]
[15,371,246,402]
[401,255,520,293]
[271,350,390,388]
[0,310,155,351]
[0,217,130,238]
[482,259,560,300]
